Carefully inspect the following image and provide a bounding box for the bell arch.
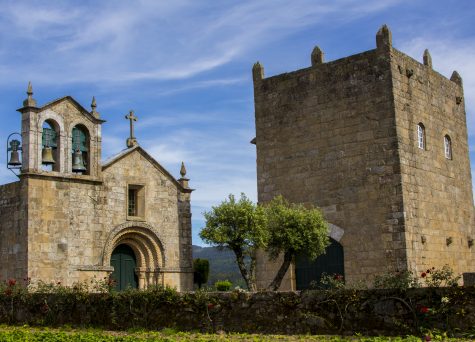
[37,110,65,172]
[102,222,165,288]
[70,124,90,175]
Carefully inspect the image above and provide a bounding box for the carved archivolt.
[102,222,165,270]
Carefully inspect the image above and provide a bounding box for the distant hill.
[192,245,247,289]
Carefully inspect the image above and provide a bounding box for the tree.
[193,258,210,289]
[199,194,267,291]
[265,195,329,291]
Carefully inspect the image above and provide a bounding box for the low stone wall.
[0,287,474,336]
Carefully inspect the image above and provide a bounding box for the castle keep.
[253,25,475,289]
[0,88,193,291]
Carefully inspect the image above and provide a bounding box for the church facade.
[253,25,475,289]
[0,87,193,291]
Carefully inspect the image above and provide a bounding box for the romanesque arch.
[102,222,165,289]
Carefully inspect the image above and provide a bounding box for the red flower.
[421,272,427,278]
[333,274,343,281]
[7,279,16,287]
[426,269,431,274]
[207,303,215,310]
[419,305,429,314]
[425,335,431,341]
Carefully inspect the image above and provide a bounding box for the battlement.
[253,25,462,89]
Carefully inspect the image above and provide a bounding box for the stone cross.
[125,110,138,147]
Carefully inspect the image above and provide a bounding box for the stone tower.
[252,25,475,289]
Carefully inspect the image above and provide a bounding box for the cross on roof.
[125,110,138,148]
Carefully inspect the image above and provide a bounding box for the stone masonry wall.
[253,47,405,288]
[0,181,27,281]
[1,288,475,336]
[102,149,193,290]
[391,49,475,276]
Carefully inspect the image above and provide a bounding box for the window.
[417,123,425,150]
[444,135,452,160]
[127,184,145,219]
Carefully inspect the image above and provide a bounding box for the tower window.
[127,184,145,219]
[444,135,452,160]
[417,123,425,150]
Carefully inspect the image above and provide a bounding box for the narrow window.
[127,184,145,219]
[128,188,137,216]
[444,135,452,159]
[417,123,425,150]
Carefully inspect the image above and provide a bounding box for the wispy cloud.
[0,0,402,86]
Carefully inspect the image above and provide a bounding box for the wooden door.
[110,244,138,291]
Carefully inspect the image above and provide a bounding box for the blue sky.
[0,0,474,246]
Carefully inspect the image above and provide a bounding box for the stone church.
[0,86,193,291]
[253,25,475,289]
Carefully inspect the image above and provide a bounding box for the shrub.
[193,258,210,289]
[215,280,232,291]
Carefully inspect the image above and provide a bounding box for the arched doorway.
[295,238,344,290]
[110,244,138,291]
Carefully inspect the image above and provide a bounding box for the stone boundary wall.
[0,288,474,336]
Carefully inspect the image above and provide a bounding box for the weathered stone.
[253,27,475,289]
[0,94,193,291]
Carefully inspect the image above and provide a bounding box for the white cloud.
[0,0,402,85]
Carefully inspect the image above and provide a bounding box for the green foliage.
[215,280,232,291]
[265,195,329,260]
[200,193,267,250]
[373,270,419,290]
[373,265,462,289]
[193,258,210,289]
[200,193,267,290]
[192,245,247,289]
[421,265,461,287]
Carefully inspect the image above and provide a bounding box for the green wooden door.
[111,244,138,291]
[295,238,344,290]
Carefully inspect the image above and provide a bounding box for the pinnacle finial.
[252,61,264,83]
[180,161,187,177]
[23,81,37,107]
[423,49,432,69]
[311,46,324,66]
[90,96,100,118]
[376,24,392,51]
[450,70,463,87]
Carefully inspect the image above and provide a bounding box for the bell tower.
[15,83,105,178]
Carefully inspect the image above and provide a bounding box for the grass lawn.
[0,325,473,342]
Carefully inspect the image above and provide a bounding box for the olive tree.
[199,194,267,291]
[265,195,329,291]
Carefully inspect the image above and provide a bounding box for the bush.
[215,280,232,291]
[193,258,210,289]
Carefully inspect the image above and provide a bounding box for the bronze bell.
[72,150,86,172]
[41,146,55,165]
[8,150,21,166]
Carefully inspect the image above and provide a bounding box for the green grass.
[0,325,470,341]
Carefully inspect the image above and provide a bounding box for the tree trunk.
[248,249,258,291]
[268,251,293,291]
[232,247,253,291]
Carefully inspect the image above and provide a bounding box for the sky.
[0,0,474,246]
